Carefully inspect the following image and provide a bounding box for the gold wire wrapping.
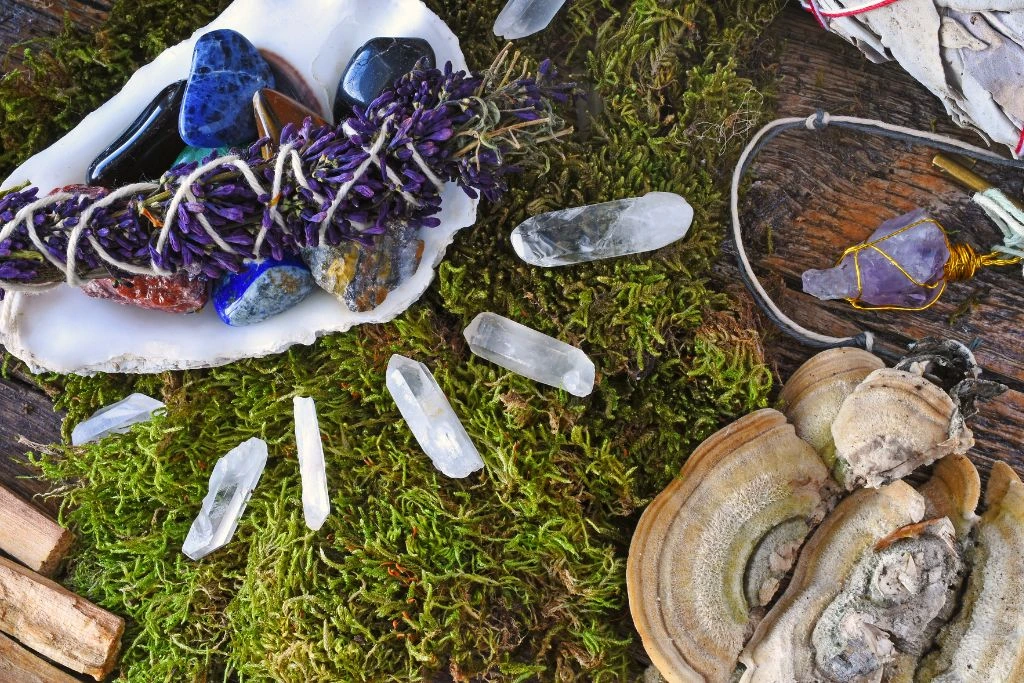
[945,243,1021,282]
[840,217,1021,312]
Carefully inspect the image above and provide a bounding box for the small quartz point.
[182,438,268,561]
[293,397,330,531]
[510,192,693,267]
[385,355,484,479]
[802,209,950,308]
[493,0,567,40]
[464,313,595,397]
[71,393,166,446]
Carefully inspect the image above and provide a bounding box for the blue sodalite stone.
[213,257,314,327]
[334,37,435,121]
[179,29,275,148]
[88,80,187,186]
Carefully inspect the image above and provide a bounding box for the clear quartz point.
[510,192,693,267]
[71,393,166,446]
[182,437,268,561]
[385,355,484,479]
[294,397,330,531]
[493,0,567,40]
[464,313,595,397]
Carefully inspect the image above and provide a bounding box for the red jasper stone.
[82,273,209,314]
[49,184,106,198]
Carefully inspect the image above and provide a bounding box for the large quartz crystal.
[182,438,268,560]
[510,192,693,267]
[802,209,950,309]
[71,393,166,446]
[293,397,330,531]
[493,0,567,40]
[464,312,595,397]
[385,355,484,479]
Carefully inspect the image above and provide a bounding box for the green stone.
[172,145,231,167]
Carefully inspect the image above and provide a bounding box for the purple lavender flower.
[0,57,572,299]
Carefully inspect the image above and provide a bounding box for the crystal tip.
[563,364,596,398]
[509,230,526,262]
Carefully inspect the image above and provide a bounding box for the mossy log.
[0,374,62,514]
[0,1,109,65]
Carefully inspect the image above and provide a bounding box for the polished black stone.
[87,80,187,186]
[333,37,435,121]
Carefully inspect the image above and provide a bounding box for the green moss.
[6,0,784,679]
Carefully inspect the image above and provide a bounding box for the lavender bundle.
[0,48,572,300]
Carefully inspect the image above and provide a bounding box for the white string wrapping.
[157,154,249,259]
[406,143,447,193]
[973,188,1024,270]
[64,183,159,285]
[321,119,415,243]
[0,121,447,293]
[2,192,74,275]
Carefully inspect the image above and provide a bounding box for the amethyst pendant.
[802,209,950,310]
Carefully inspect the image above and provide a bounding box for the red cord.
[1015,128,1024,157]
[802,1,827,28]
[806,0,903,21]
[819,0,903,18]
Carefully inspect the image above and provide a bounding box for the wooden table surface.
[718,8,1024,482]
[0,2,1021,513]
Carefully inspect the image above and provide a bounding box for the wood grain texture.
[0,2,64,61]
[0,374,63,517]
[0,483,73,576]
[0,556,123,681]
[0,632,79,683]
[718,6,1024,481]
[0,1,110,64]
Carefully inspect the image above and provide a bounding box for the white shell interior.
[0,0,477,374]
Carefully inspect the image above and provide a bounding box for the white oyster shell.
[0,0,477,375]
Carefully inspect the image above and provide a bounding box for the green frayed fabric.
[3,0,782,679]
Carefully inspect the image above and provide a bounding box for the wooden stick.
[0,557,123,680]
[0,484,74,576]
[0,632,79,683]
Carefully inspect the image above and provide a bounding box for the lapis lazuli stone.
[87,80,187,186]
[179,29,275,148]
[334,37,435,121]
[213,257,315,327]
